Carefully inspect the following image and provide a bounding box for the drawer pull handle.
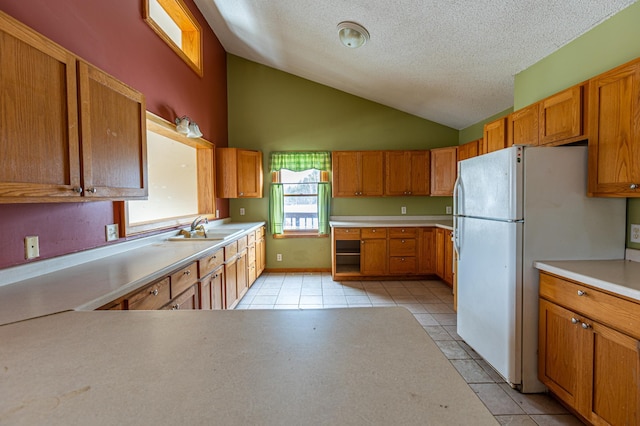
[171,304,179,310]
[401,240,405,243]
[631,183,638,190]
[86,188,97,193]
[372,229,376,232]
[577,290,586,296]
[571,317,579,324]
[581,322,591,329]
[184,270,191,276]
[150,289,159,296]
[73,187,83,193]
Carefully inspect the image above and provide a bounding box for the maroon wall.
[0,0,229,269]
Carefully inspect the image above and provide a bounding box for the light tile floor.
[236,272,584,425]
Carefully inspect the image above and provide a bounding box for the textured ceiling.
[194,0,637,130]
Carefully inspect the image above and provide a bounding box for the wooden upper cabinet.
[539,84,587,146]
[77,61,147,199]
[332,151,384,197]
[588,59,640,197]
[430,147,457,196]
[508,103,539,147]
[0,11,147,203]
[457,139,480,162]
[384,150,430,196]
[216,148,264,198]
[483,116,509,153]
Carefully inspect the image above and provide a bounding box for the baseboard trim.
[264,268,332,273]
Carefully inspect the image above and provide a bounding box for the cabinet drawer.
[225,241,238,260]
[198,249,224,277]
[171,263,198,298]
[237,235,248,252]
[334,228,361,239]
[127,277,170,310]
[389,257,417,274]
[389,238,416,256]
[540,272,640,339]
[388,228,417,238]
[362,228,387,239]
[163,285,197,310]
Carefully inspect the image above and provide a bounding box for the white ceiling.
[194,0,637,130]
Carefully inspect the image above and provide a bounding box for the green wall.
[464,1,640,249]
[227,55,458,269]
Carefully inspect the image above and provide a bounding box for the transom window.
[269,152,331,238]
[143,0,203,76]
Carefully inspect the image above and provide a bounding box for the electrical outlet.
[216,209,220,218]
[401,206,407,215]
[240,207,245,216]
[24,236,40,259]
[446,206,452,214]
[105,224,119,242]
[276,253,282,261]
[631,224,640,243]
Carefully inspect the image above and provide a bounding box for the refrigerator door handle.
[453,174,462,260]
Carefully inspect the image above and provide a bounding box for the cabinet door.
[211,267,225,310]
[409,151,430,195]
[508,104,539,147]
[237,150,263,197]
[588,61,640,196]
[0,14,82,201]
[538,299,583,409]
[418,228,436,274]
[164,285,197,310]
[539,85,585,146]
[332,151,360,197]
[199,275,212,310]
[457,140,480,162]
[360,151,384,196]
[588,321,640,425]
[256,233,266,276]
[236,250,248,300]
[435,228,445,278]
[77,61,147,199]
[385,151,410,195]
[483,117,509,153]
[225,257,238,309]
[443,231,454,286]
[430,147,457,196]
[361,238,387,275]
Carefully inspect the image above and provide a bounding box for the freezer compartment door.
[457,216,523,386]
[457,146,523,221]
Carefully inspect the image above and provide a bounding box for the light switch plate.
[631,224,640,243]
[105,224,119,242]
[240,207,245,216]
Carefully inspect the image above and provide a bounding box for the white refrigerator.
[454,146,626,393]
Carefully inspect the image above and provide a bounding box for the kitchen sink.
[168,229,244,242]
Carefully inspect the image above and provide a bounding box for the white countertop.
[330,215,453,230]
[0,308,497,425]
[534,259,640,302]
[0,222,264,326]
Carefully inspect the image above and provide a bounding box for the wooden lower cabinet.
[332,226,453,282]
[256,226,266,276]
[163,285,198,310]
[199,266,224,310]
[538,272,640,424]
[224,256,238,309]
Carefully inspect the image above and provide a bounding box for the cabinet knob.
[73,187,83,193]
[401,239,405,243]
[577,290,586,296]
[150,289,159,296]
[631,184,638,190]
[571,317,579,324]
[86,188,97,193]
[372,229,376,233]
[171,304,179,310]
[184,270,191,275]
[239,192,244,196]
[581,322,591,329]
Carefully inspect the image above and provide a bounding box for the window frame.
[272,170,330,239]
[116,112,216,237]
[143,0,203,77]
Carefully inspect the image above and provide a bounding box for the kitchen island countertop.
[0,307,497,425]
[534,259,640,302]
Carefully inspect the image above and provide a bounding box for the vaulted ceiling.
[194,0,637,129]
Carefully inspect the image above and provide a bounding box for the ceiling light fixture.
[337,21,369,48]
[175,116,203,138]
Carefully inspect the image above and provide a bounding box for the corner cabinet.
[538,272,640,424]
[588,58,640,197]
[457,139,481,162]
[216,148,264,198]
[0,11,147,202]
[332,151,384,197]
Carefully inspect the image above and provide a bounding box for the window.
[269,152,331,237]
[118,112,215,236]
[143,0,203,76]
